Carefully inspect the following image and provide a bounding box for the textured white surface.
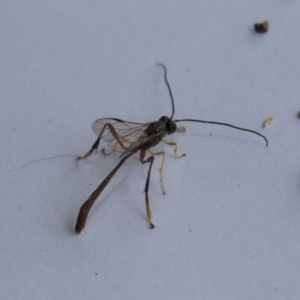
[1,1,300,299]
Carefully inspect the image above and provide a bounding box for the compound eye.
[166,121,177,134]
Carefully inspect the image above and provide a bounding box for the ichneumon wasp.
[75,63,268,233]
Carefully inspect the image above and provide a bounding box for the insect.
[75,63,268,233]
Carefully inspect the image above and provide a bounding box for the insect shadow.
[75,63,268,233]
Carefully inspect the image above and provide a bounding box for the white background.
[1,1,300,299]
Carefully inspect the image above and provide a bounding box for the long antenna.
[174,119,268,147]
[156,63,268,147]
[156,63,175,119]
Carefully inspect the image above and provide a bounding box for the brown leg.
[77,123,128,160]
[140,150,155,229]
[75,150,137,233]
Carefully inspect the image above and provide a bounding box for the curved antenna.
[156,63,175,119]
[174,119,268,147]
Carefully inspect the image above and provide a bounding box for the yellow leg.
[145,197,154,228]
[161,140,186,158]
[80,150,93,160]
[102,141,119,156]
[147,149,166,195]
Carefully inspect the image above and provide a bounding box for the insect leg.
[102,137,134,156]
[147,149,166,195]
[77,123,128,160]
[161,140,186,158]
[102,141,119,156]
[75,150,137,233]
[140,150,155,229]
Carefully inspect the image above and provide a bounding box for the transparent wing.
[92,118,149,149]
[92,118,163,155]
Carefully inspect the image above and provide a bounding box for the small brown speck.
[95,273,98,276]
[254,21,269,34]
[298,111,300,118]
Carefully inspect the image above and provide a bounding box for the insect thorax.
[140,116,177,150]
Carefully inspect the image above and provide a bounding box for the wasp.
[75,63,268,233]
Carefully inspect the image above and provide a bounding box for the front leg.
[161,140,186,158]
